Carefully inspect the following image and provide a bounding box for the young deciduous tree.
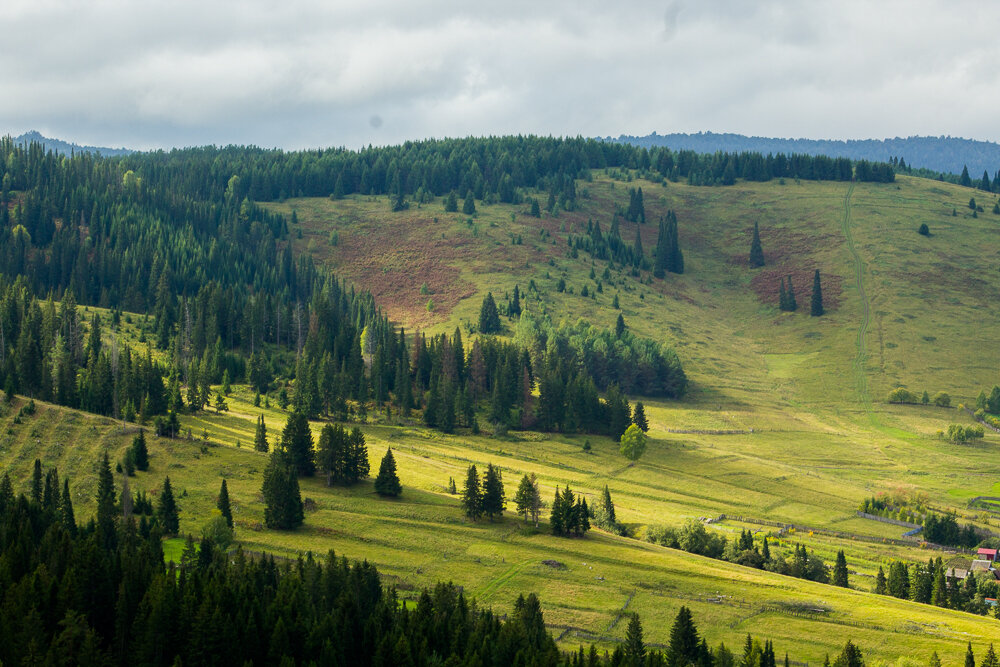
[619,424,648,461]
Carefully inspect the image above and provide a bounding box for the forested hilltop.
[610,131,1000,178]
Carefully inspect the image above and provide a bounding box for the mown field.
[3,173,1000,662]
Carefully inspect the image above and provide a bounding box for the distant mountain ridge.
[607,131,1000,177]
[10,130,133,157]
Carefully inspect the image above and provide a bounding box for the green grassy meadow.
[4,173,1000,662]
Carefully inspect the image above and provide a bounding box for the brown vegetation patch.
[751,268,843,312]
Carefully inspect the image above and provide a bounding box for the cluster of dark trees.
[550,485,591,537]
[653,212,684,277]
[922,512,983,548]
[876,557,1000,617]
[646,521,838,585]
[570,217,645,270]
[460,463,506,521]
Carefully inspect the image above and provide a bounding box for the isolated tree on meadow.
[280,411,315,477]
[619,424,648,462]
[254,414,269,452]
[444,191,458,212]
[462,190,476,215]
[217,479,233,528]
[132,429,149,471]
[749,222,765,267]
[810,269,824,316]
[374,448,402,497]
[833,550,849,587]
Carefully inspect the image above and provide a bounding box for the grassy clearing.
[5,174,1000,660]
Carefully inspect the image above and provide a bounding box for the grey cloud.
[2,0,998,149]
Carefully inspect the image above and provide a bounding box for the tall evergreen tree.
[623,614,645,666]
[653,216,668,279]
[513,473,541,525]
[96,451,117,547]
[217,479,233,528]
[875,566,887,594]
[779,278,789,310]
[632,402,649,432]
[280,411,315,477]
[31,458,43,504]
[131,429,149,471]
[157,476,180,535]
[666,606,700,667]
[833,550,849,587]
[786,275,797,311]
[811,269,824,316]
[597,484,617,531]
[61,478,77,536]
[374,448,402,497]
[960,165,972,188]
[478,292,502,334]
[749,222,765,267]
[481,463,506,521]
[461,464,483,520]
[462,190,476,215]
[262,451,304,530]
[254,414,269,452]
[966,643,976,667]
[615,313,626,338]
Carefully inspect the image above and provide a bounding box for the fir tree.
[666,606,700,667]
[960,165,972,188]
[478,292,502,334]
[254,414,269,452]
[779,278,789,311]
[31,458,43,504]
[982,645,998,667]
[653,216,668,279]
[374,448,402,497]
[461,464,483,520]
[280,411,315,477]
[217,479,233,528]
[462,190,476,215]
[509,285,522,317]
[623,613,645,666]
[262,451,304,530]
[875,566,887,594]
[632,402,649,432]
[966,643,976,667]
[157,476,180,535]
[598,484,617,530]
[481,463,506,521]
[833,550,849,587]
[96,451,117,547]
[61,478,77,536]
[749,222,765,267]
[615,313,626,338]
[810,269,824,316]
[786,275,797,311]
[132,429,149,471]
[444,191,458,212]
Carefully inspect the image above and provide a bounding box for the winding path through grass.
[840,184,876,424]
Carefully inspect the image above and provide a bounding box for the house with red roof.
[977,548,997,562]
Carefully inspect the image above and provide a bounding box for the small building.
[985,598,998,608]
[977,548,998,562]
[946,567,969,580]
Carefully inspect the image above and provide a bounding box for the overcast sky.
[3,0,997,151]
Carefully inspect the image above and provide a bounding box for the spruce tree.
[875,565,887,594]
[346,427,370,483]
[461,464,483,520]
[462,190,476,215]
[982,645,998,667]
[478,292,502,334]
[833,550,848,587]
[96,451,117,547]
[509,285,522,317]
[623,613,645,665]
[960,165,972,188]
[810,269,824,316]
[31,458,43,504]
[217,479,233,528]
[749,222,765,267]
[966,643,976,667]
[374,448,402,497]
[598,484,617,531]
[786,275,797,311]
[666,606,700,667]
[61,479,77,536]
[280,411,315,477]
[779,278,788,311]
[481,463,506,521]
[653,216,668,278]
[615,313,626,338]
[262,451,304,530]
[157,476,180,535]
[132,429,149,471]
[254,414,269,452]
[444,191,458,212]
[632,402,648,432]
